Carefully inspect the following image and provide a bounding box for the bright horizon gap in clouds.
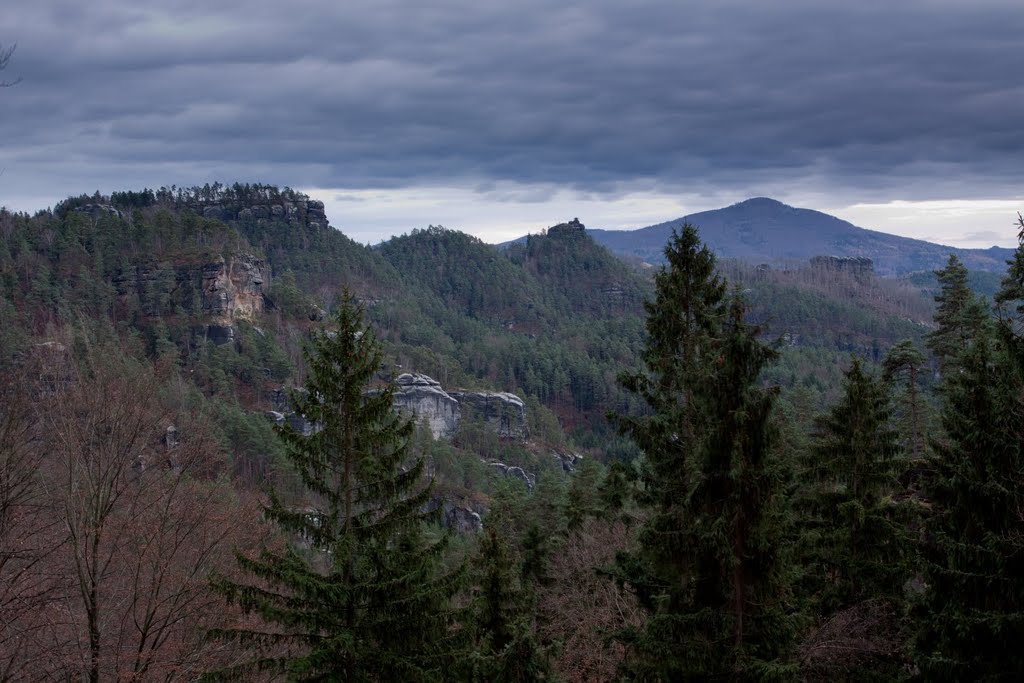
[305,186,1024,250]
[3,1,1023,249]
[3,184,1020,250]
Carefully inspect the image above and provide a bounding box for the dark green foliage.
[565,457,603,530]
[995,213,1024,335]
[597,460,635,517]
[611,226,797,681]
[379,226,543,324]
[927,255,987,375]
[914,227,1024,681]
[206,294,462,681]
[267,270,317,319]
[882,339,927,459]
[467,528,553,682]
[800,359,907,611]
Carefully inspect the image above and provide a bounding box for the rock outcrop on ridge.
[392,373,461,440]
[449,390,528,439]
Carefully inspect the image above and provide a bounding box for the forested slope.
[6,183,1018,680]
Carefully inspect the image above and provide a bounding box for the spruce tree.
[882,339,926,459]
[801,359,906,613]
[915,220,1024,680]
[927,255,981,375]
[565,457,603,530]
[467,528,552,682]
[995,212,1024,335]
[612,226,797,681]
[205,292,461,682]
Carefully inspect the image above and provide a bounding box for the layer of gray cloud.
[2,0,1023,211]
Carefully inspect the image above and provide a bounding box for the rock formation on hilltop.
[197,197,329,232]
[547,217,586,239]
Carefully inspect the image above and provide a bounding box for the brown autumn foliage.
[0,344,266,681]
[536,518,641,683]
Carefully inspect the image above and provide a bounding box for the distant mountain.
[537,198,1013,276]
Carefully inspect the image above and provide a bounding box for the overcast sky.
[1,0,1022,246]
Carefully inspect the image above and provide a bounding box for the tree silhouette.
[0,43,20,87]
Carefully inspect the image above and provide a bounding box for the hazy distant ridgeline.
[575,198,1013,276]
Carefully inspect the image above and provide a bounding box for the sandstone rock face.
[392,373,461,440]
[113,253,270,345]
[201,255,267,322]
[72,203,122,220]
[270,375,526,442]
[191,195,329,232]
[548,217,586,239]
[201,323,236,346]
[425,496,484,534]
[551,450,582,472]
[442,502,483,533]
[450,390,528,439]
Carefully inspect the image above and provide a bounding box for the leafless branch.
[0,43,21,88]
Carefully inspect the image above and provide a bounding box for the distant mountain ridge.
[515,198,1014,276]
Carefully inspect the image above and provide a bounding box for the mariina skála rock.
[270,373,528,442]
[392,373,529,440]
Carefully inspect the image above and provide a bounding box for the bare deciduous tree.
[0,43,19,87]
[0,358,65,681]
[536,519,641,683]
[0,347,261,681]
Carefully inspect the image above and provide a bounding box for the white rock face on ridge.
[392,373,462,440]
[449,390,528,439]
[268,373,528,442]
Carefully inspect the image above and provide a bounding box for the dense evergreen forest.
[0,185,1021,680]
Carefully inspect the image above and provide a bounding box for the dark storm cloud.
[2,0,1023,205]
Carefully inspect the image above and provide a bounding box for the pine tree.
[205,292,461,682]
[915,220,1024,680]
[801,359,906,613]
[611,226,797,681]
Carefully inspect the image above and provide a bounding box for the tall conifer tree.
[801,359,906,612]
[927,255,983,375]
[467,528,552,682]
[612,226,797,681]
[914,327,1024,679]
[882,340,926,459]
[206,292,461,682]
[915,217,1024,679]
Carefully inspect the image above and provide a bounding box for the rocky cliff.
[194,197,329,231]
[392,373,461,439]
[113,253,269,345]
[547,217,586,239]
[200,255,268,322]
[269,373,528,441]
[449,390,528,439]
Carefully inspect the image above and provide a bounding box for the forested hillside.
[1,185,1021,680]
